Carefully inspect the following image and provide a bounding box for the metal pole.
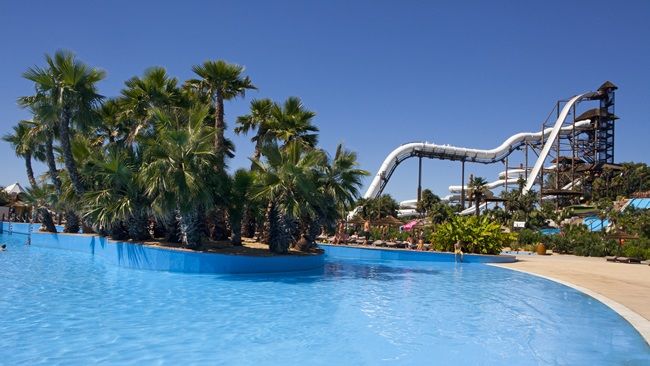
[461,160,466,209]
[504,157,509,193]
[572,104,576,193]
[525,143,529,181]
[417,156,422,202]
[540,122,545,206]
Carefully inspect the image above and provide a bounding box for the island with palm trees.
[5,50,649,266]
[3,50,368,260]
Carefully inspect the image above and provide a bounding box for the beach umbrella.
[4,182,25,196]
[375,215,403,227]
[402,219,421,231]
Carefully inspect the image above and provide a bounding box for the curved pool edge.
[318,243,517,263]
[25,231,324,275]
[489,264,650,345]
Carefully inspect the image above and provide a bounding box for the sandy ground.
[493,254,650,320]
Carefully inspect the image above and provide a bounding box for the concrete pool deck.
[491,254,650,344]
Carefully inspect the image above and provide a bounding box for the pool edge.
[488,264,650,346]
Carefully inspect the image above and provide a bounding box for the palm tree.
[140,104,217,249]
[468,176,489,217]
[269,97,319,148]
[22,185,58,233]
[3,122,40,188]
[228,169,254,246]
[251,141,326,253]
[81,147,149,241]
[235,98,275,165]
[119,67,180,143]
[23,50,105,196]
[17,94,62,194]
[188,60,256,166]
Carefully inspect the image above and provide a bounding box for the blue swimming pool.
[0,233,648,365]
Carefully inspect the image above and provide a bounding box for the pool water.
[1,233,648,365]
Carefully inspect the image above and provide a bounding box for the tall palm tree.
[140,104,217,249]
[17,94,62,194]
[188,60,256,166]
[23,50,105,196]
[269,97,319,148]
[468,176,489,217]
[235,98,275,165]
[3,122,40,188]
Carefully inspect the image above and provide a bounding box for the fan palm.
[17,94,62,194]
[268,97,319,148]
[23,50,105,196]
[468,176,489,217]
[81,147,150,240]
[140,104,217,249]
[3,122,41,188]
[22,185,58,233]
[119,67,180,143]
[228,169,254,246]
[251,141,326,253]
[235,98,275,165]
[188,60,256,166]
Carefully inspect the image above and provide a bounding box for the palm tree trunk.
[38,207,57,233]
[110,221,129,240]
[59,109,84,195]
[262,200,274,244]
[164,213,180,243]
[241,207,256,238]
[44,131,62,194]
[214,91,225,167]
[24,152,37,188]
[179,207,202,250]
[475,195,480,217]
[127,211,150,241]
[230,217,242,246]
[63,210,80,233]
[250,128,266,170]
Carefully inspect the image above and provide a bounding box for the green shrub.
[546,224,619,257]
[431,216,515,255]
[622,237,650,260]
[517,228,542,245]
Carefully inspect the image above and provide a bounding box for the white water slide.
[363,92,596,201]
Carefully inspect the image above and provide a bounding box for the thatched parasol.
[374,215,403,227]
[346,216,366,227]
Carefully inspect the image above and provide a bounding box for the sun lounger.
[614,257,642,264]
[605,256,618,262]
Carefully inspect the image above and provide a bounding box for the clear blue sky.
[1,0,649,201]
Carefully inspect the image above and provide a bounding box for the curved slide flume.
[363,93,595,200]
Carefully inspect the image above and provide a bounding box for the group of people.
[330,219,464,260]
[332,220,427,250]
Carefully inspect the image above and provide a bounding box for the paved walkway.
[493,254,650,320]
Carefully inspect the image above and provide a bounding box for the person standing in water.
[363,220,371,244]
[454,241,463,262]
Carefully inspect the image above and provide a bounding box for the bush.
[546,224,619,257]
[517,228,542,245]
[431,216,515,255]
[622,237,650,260]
